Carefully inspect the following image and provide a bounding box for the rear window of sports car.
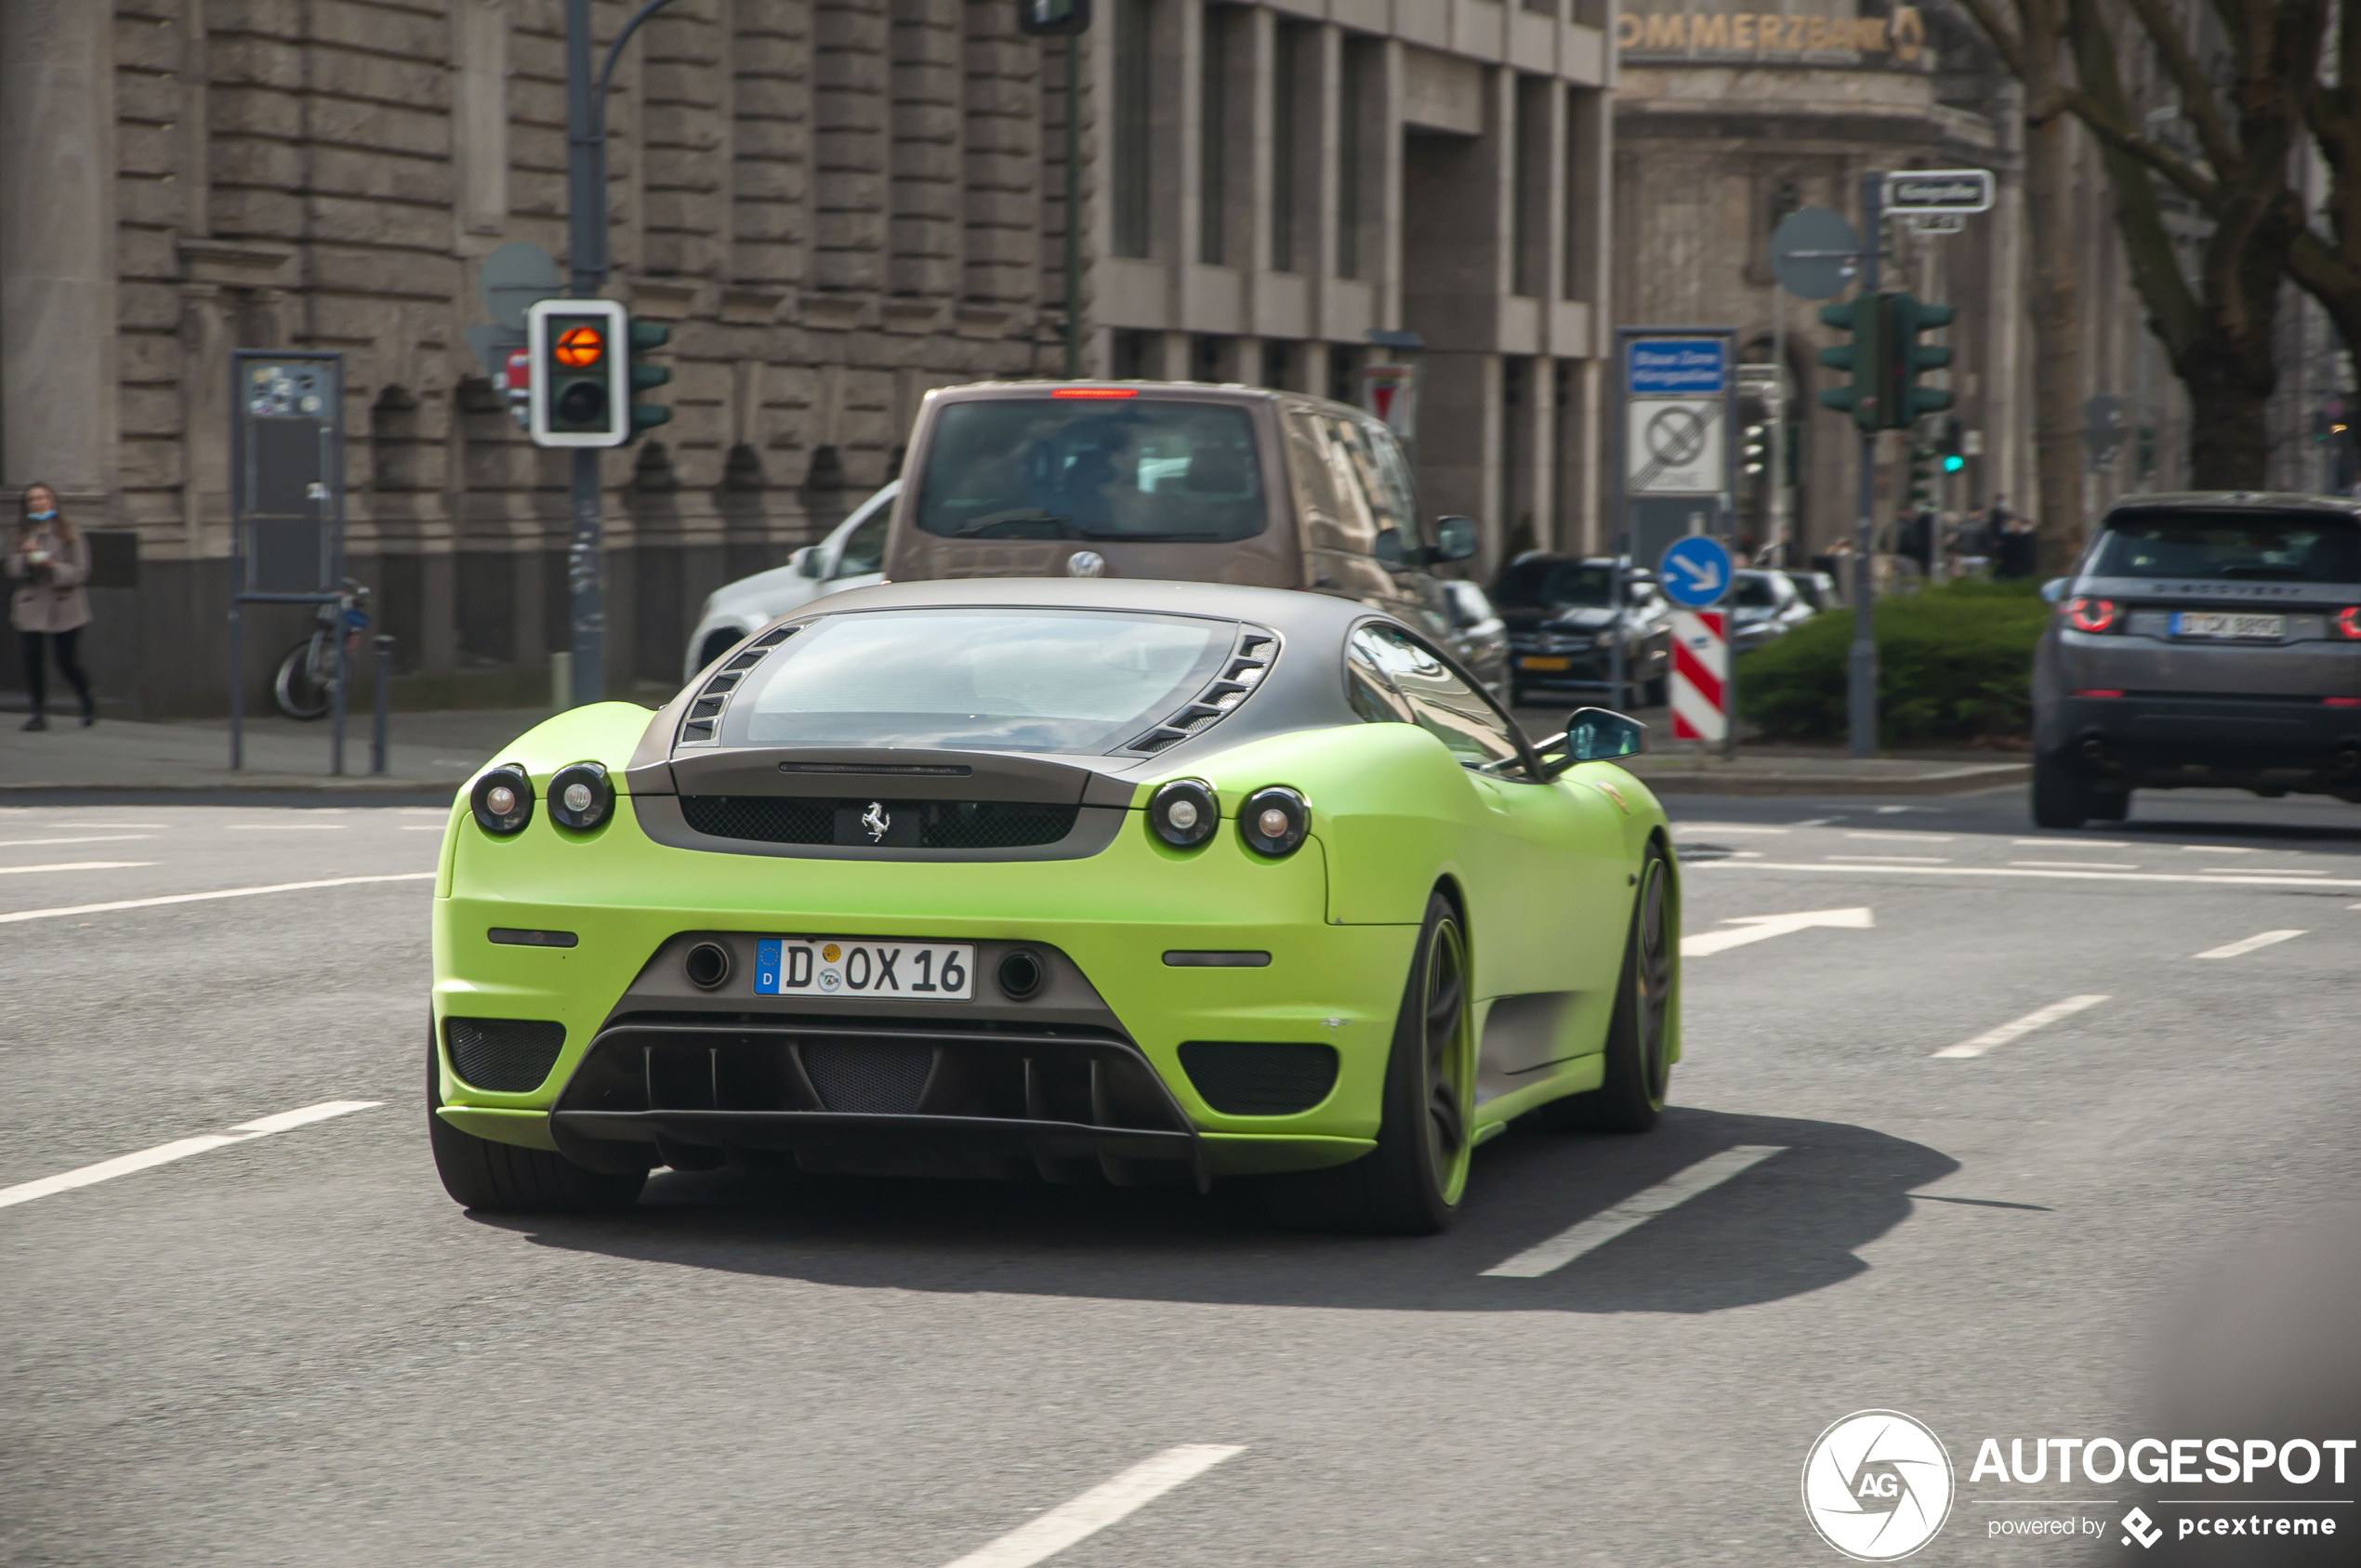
[722,609,1236,754]
[912,399,1268,543]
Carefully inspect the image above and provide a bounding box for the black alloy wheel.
[1537,844,1672,1133]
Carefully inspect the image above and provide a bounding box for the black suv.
[2030,493,2361,827]
[1495,555,1673,707]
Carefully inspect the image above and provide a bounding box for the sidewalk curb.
[0,780,458,797]
[1631,762,2030,797]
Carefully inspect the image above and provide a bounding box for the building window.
[1200,7,1227,265]
[1561,102,1584,301]
[1113,0,1152,257]
[1512,77,1550,299]
[1111,329,1152,378]
[1272,24,1299,272]
[1336,44,1361,279]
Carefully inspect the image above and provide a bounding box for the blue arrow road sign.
[1659,534,1734,608]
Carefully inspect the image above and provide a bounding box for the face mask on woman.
[26,509,56,522]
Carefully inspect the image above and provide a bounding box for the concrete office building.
[0,0,1615,719]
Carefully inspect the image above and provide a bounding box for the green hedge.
[1734,577,2051,745]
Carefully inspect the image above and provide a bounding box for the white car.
[682,481,897,681]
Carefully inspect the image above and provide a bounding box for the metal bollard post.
[371,635,393,776]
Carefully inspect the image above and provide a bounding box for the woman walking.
[8,483,95,730]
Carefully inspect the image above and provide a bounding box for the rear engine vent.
[678,626,800,747]
[1178,1041,1339,1115]
[1127,627,1278,754]
[801,1041,934,1113]
[679,795,1080,850]
[445,1017,567,1093]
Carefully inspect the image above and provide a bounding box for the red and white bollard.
[1668,610,1729,744]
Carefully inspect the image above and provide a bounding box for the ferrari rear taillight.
[2064,597,2117,633]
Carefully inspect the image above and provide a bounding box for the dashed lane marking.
[0,861,152,876]
[1934,995,2110,1060]
[1691,862,2361,890]
[0,1101,381,1210]
[2010,861,2141,871]
[1482,1146,1787,1277]
[937,1445,1246,1568]
[1826,854,1949,863]
[1670,824,1790,835]
[0,872,437,925]
[1844,830,1956,842]
[2014,837,2130,849]
[2194,929,2306,960]
[1680,907,1872,957]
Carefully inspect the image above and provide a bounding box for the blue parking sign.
[1659,535,1734,608]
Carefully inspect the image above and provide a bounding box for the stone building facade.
[0,0,1616,719]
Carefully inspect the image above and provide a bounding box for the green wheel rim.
[1422,916,1474,1205]
[1634,857,1670,1106]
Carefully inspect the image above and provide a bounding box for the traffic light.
[527,298,628,446]
[1936,415,1965,473]
[627,317,673,435]
[1016,0,1090,33]
[1906,442,1936,505]
[1742,421,1768,476]
[1816,295,1885,429]
[1889,293,1954,422]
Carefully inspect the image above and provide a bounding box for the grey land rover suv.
[2030,492,2361,828]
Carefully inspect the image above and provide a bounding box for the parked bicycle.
[272,578,371,721]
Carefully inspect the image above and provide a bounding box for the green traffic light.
[1943,455,1965,473]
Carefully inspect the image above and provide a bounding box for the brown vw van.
[880,380,1501,693]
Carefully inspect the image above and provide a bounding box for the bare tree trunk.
[2024,71,2086,573]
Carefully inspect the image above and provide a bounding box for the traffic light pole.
[1848,171,1882,759]
[561,0,679,708]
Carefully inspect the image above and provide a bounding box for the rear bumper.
[2042,692,2361,788]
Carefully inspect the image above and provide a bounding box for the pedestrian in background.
[8,481,95,731]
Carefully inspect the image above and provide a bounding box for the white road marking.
[0,861,153,876]
[0,872,437,925]
[1671,824,1790,835]
[1681,907,1871,956]
[1844,830,1955,842]
[2195,929,2306,960]
[2199,866,2325,876]
[937,1445,1246,1568]
[0,1101,380,1210]
[1690,862,2361,890]
[2014,837,2130,849]
[2181,845,2253,854]
[1789,817,1838,827]
[2011,860,2141,871]
[1934,995,2110,1059]
[1826,854,1949,863]
[401,824,444,831]
[1482,1146,1787,1277]
[0,835,154,848]
[226,823,347,831]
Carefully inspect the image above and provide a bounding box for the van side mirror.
[793,546,824,579]
[1373,526,1407,568]
[2039,576,2067,603]
[1563,706,1645,762]
[1432,515,1478,562]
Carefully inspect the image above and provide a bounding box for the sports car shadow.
[489,1106,1959,1314]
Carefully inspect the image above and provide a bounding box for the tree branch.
[2115,0,2241,173]
[1953,0,2032,79]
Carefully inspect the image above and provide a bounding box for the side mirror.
[1563,706,1646,763]
[1372,526,1407,568]
[1432,515,1478,562]
[793,547,824,579]
[2038,576,2067,604]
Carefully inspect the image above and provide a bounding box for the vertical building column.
[1371,39,1406,334]
[1,0,120,501]
[1235,2,1275,373]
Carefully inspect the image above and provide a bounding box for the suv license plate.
[754,939,972,1000]
[2171,612,2283,639]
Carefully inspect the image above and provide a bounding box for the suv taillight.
[2064,597,2117,633]
[2338,607,2361,639]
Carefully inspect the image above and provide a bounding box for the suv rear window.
[913,398,1267,543]
[2091,509,2361,582]
[1496,560,1614,609]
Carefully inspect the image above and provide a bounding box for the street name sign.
[1883,169,1994,213]
[1627,337,1728,396]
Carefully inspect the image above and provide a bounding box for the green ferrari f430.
[429,579,1679,1232]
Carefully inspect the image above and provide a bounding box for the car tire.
[1266,891,1474,1234]
[2088,787,2131,822]
[428,1033,646,1214]
[1535,845,1672,1134]
[2031,751,2093,830]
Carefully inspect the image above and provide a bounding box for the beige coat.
[7,523,93,635]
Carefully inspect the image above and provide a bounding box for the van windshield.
[2091,509,2361,582]
[912,398,1267,543]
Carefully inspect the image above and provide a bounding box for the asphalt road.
[3,784,2356,1566]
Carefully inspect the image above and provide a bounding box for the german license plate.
[753,939,972,1000]
[1520,655,1572,670]
[2170,612,2283,639]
